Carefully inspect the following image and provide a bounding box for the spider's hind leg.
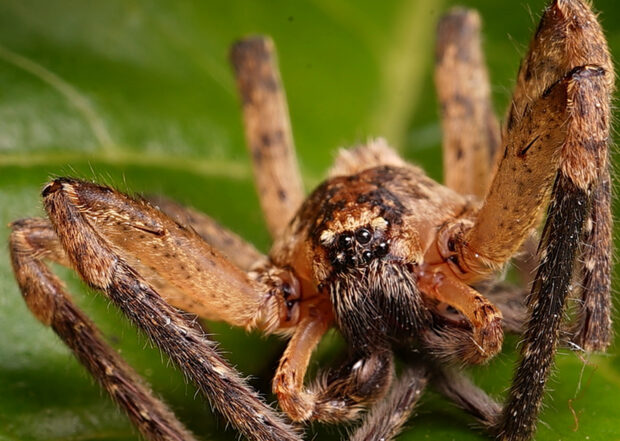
[570,169,612,351]
[231,37,305,240]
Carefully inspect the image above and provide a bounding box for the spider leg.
[349,363,429,441]
[435,8,500,198]
[437,62,572,280]
[14,178,302,441]
[147,194,263,271]
[417,274,504,364]
[495,171,590,441]
[429,2,612,439]
[443,0,612,284]
[37,178,279,328]
[437,1,612,439]
[272,314,331,421]
[570,168,612,351]
[10,218,198,441]
[431,365,501,430]
[231,36,305,239]
[307,349,394,423]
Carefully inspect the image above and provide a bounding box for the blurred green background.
[0,0,618,440]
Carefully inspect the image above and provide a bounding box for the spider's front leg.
[433,1,612,439]
[10,178,303,441]
[271,311,397,424]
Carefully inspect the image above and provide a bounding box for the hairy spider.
[8,0,613,440]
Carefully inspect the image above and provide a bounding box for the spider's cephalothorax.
[8,1,613,441]
[273,161,489,356]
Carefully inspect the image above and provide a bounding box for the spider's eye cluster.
[328,227,389,269]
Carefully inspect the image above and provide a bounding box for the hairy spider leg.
[435,8,538,287]
[349,364,429,441]
[11,179,303,441]
[431,365,502,429]
[9,218,200,441]
[570,166,612,351]
[432,1,612,439]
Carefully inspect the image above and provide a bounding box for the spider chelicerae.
[8,0,613,440]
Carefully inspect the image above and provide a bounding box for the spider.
[8,0,613,440]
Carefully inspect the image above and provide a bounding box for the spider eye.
[338,233,354,249]
[355,228,371,244]
[346,254,359,266]
[374,242,389,257]
[327,227,391,271]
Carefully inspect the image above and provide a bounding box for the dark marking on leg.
[494,174,589,441]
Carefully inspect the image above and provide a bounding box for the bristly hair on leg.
[9,219,200,441]
[570,169,612,351]
[349,364,429,441]
[431,365,501,430]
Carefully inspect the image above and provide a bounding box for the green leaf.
[0,1,618,440]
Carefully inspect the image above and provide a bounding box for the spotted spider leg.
[435,7,538,290]
[435,7,501,199]
[9,179,303,441]
[231,36,305,239]
[436,1,612,439]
